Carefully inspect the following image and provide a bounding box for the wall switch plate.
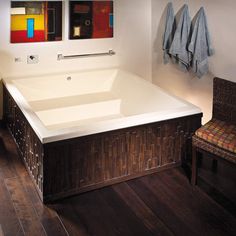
[27,55,39,64]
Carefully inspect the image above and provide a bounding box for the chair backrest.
[213,77,236,124]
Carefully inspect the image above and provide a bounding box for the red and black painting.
[69,1,113,40]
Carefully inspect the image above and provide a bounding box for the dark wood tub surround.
[3,85,202,202]
[3,86,44,199]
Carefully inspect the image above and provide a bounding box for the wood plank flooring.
[0,127,235,236]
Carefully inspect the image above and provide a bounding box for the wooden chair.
[191,77,236,185]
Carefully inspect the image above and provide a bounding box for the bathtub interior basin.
[3,68,201,143]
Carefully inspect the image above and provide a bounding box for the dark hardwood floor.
[0,127,235,236]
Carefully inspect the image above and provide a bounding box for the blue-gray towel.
[188,7,214,78]
[162,2,176,64]
[169,4,192,71]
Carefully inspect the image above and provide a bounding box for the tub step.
[36,99,122,127]
[29,92,118,111]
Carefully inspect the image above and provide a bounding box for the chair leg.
[191,146,198,185]
[212,159,218,173]
[197,152,203,168]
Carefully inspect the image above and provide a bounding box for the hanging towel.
[188,7,214,78]
[169,4,191,71]
[162,2,176,64]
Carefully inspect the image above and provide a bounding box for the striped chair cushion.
[195,119,236,153]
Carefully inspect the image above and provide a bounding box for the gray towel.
[169,4,191,71]
[188,7,214,78]
[162,2,176,64]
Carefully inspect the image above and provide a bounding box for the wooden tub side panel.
[3,86,44,199]
[43,114,202,201]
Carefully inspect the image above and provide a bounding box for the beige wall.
[152,0,236,124]
[116,0,152,80]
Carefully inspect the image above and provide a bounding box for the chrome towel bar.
[57,50,115,60]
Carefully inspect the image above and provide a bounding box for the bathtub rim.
[3,69,202,144]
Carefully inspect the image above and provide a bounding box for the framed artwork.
[69,1,113,40]
[11,1,62,43]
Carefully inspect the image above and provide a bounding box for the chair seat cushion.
[195,119,236,153]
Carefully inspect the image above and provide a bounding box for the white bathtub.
[3,68,201,143]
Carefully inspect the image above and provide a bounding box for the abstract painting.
[69,1,113,39]
[11,1,62,43]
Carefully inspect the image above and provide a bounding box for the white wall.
[0,0,152,119]
[116,0,152,81]
[152,0,236,124]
